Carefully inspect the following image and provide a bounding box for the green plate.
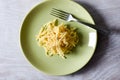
[20,0,97,75]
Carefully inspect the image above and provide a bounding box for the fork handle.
[76,20,109,35]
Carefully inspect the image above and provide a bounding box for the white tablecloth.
[0,0,120,80]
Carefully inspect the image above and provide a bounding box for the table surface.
[0,0,120,80]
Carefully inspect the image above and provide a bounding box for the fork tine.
[51,10,67,18]
[51,9,68,18]
[50,8,69,20]
[50,10,66,17]
[50,12,67,20]
[52,8,68,16]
